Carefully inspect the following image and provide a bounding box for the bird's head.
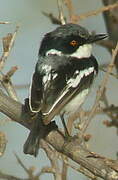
[39,23,107,59]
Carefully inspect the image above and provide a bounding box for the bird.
[23,23,107,157]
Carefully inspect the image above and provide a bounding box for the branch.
[0,132,7,157]
[0,66,19,101]
[0,4,118,179]
[81,42,118,133]
[0,27,19,101]
[0,90,118,179]
[40,140,61,179]
[0,170,27,180]
[0,26,19,71]
[77,2,118,21]
[0,21,10,24]
[42,12,62,25]
[102,0,118,71]
[57,0,66,24]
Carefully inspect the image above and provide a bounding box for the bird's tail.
[23,111,44,157]
[23,111,58,157]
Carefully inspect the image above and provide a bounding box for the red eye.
[70,40,78,47]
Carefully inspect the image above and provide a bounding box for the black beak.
[88,34,108,43]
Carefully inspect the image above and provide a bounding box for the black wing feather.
[29,71,43,112]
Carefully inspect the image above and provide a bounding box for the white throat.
[70,44,92,58]
[46,44,92,59]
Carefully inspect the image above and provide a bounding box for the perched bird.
[23,23,107,156]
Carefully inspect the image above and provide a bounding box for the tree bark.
[0,89,118,179]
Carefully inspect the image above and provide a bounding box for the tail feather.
[23,112,43,157]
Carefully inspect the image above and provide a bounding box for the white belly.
[62,88,89,115]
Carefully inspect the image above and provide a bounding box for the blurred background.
[0,0,117,179]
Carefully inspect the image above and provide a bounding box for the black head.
[39,23,107,57]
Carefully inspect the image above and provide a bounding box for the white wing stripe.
[67,67,94,88]
[43,66,94,116]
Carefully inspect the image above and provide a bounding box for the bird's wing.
[29,55,96,123]
[29,71,43,112]
[43,66,95,125]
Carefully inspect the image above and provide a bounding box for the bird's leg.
[60,114,70,137]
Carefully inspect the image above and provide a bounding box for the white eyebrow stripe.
[46,49,62,56]
[46,44,92,59]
